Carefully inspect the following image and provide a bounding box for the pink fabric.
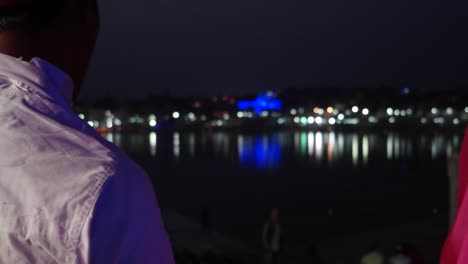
[441,128,468,263]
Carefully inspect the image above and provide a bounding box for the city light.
[277,118,287,125]
[188,112,196,121]
[113,118,122,126]
[434,117,445,124]
[148,114,156,121]
[316,117,323,125]
[237,91,283,115]
[76,90,468,132]
[387,108,394,116]
[401,87,411,95]
[346,118,359,125]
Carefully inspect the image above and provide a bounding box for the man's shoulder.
[0,123,125,263]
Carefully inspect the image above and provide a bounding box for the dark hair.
[0,1,66,32]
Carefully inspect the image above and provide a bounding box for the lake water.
[105,129,464,250]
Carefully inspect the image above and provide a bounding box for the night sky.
[79,0,468,101]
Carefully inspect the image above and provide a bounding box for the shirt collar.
[0,53,75,106]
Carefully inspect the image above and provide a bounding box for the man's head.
[0,0,100,99]
[271,208,279,224]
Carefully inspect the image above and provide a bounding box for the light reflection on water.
[105,131,462,170]
[149,132,157,157]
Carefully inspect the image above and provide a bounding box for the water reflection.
[149,132,157,157]
[173,132,180,158]
[188,133,196,157]
[238,135,282,169]
[105,132,113,144]
[307,132,314,157]
[327,132,336,164]
[387,134,393,160]
[106,131,463,170]
[362,135,369,166]
[316,132,324,162]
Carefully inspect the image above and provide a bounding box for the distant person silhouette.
[0,0,173,262]
[388,245,411,264]
[201,206,211,233]
[360,242,385,264]
[403,242,424,264]
[306,245,323,264]
[263,208,283,264]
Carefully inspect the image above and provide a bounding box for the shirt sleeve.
[87,165,175,264]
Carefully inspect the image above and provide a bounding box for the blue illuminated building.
[400,87,411,95]
[237,91,283,114]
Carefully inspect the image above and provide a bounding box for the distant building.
[237,91,283,114]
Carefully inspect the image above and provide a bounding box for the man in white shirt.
[263,208,282,264]
[388,245,411,264]
[0,0,174,263]
[360,242,385,264]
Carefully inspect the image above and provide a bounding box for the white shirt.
[361,251,385,264]
[389,254,411,264]
[271,224,280,252]
[0,53,174,263]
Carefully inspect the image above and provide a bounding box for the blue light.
[400,87,411,95]
[238,135,282,169]
[238,91,283,115]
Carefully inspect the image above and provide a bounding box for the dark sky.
[79,0,468,101]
